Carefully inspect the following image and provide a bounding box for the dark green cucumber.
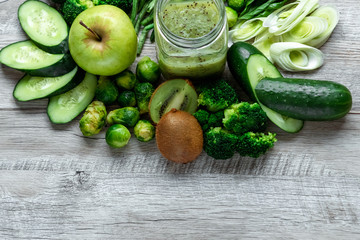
[0,40,75,77]
[18,0,69,54]
[47,72,97,124]
[255,78,352,121]
[227,42,304,133]
[13,66,85,101]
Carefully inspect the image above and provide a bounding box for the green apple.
[69,5,137,76]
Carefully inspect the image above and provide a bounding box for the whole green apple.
[69,5,137,76]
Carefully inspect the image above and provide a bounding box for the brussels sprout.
[95,76,119,105]
[134,82,155,114]
[105,124,131,148]
[118,90,137,107]
[136,56,160,83]
[228,0,245,12]
[134,120,155,142]
[106,107,140,127]
[79,101,107,136]
[226,7,238,28]
[113,69,137,90]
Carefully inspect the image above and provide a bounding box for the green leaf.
[239,0,289,20]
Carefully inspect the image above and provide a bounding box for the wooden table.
[1,0,360,239]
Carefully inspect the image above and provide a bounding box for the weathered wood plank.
[0,171,360,239]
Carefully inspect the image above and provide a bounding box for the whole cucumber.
[255,77,352,121]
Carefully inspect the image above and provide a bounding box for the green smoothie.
[161,1,220,38]
[155,0,228,81]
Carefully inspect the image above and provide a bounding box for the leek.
[281,16,328,43]
[229,18,266,43]
[263,0,319,35]
[306,6,339,48]
[253,32,281,62]
[270,42,324,72]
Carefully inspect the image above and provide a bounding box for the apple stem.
[79,20,102,41]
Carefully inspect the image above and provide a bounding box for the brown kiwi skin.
[148,79,195,124]
[156,109,203,164]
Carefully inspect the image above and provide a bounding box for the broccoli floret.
[97,0,132,13]
[62,0,97,25]
[208,110,224,129]
[236,132,277,158]
[193,109,210,131]
[197,79,238,112]
[223,102,268,135]
[204,127,238,160]
[193,109,224,131]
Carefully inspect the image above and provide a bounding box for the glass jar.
[154,0,228,81]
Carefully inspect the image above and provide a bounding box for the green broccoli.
[97,0,132,13]
[236,132,277,158]
[193,109,210,131]
[61,0,97,25]
[204,127,238,160]
[193,109,224,131]
[223,102,268,135]
[208,111,224,129]
[197,79,238,112]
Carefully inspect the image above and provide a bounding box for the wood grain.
[1,0,360,239]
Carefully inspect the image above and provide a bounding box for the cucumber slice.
[47,72,97,124]
[18,0,69,54]
[0,40,75,77]
[13,66,85,101]
[255,77,352,121]
[227,42,304,133]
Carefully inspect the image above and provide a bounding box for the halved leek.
[281,16,328,43]
[270,42,324,72]
[263,0,319,35]
[306,6,339,48]
[229,18,266,43]
[253,32,281,62]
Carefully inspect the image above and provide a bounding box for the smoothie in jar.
[154,0,228,81]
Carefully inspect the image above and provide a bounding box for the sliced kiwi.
[149,79,198,124]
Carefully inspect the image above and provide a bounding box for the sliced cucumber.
[13,66,85,101]
[227,42,304,133]
[255,77,352,121]
[18,0,69,54]
[47,72,97,124]
[0,40,75,77]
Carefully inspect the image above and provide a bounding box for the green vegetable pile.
[193,79,277,160]
[79,56,159,147]
[1,0,352,164]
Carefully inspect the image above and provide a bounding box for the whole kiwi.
[156,109,203,164]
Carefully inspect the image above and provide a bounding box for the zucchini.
[18,0,69,54]
[255,77,352,121]
[47,72,97,124]
[227,42,304,133]
[13,66,85,101]
[0,40,75,77]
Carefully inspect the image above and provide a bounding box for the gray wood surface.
[1,0,360,239]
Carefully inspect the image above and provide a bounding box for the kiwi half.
[149,79,198,124]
